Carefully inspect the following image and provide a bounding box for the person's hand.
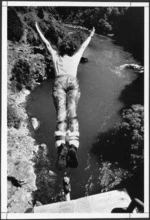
[90,27,95,37]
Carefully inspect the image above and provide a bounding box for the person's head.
[58,35,79,57]
[58,31,86,57]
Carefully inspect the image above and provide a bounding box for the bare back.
[35,22,94,78]
[52,52,81,77]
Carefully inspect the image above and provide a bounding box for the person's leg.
[52,79,68,169]
[67,78,81,168]
[67,90,80,148]
[52,84,67,147]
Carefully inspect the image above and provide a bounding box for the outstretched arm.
[35,22,56,56]
[74,27,95,60]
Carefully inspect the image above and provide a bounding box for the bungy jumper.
[35,22,95,201]
[35,22,95,168]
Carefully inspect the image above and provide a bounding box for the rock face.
[118,63,144,73]
[113,63,144,77]
[7,91,39,213]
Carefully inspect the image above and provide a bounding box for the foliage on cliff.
[92,104,144,169]
[120,104,144,168]
[8,41,47,91]
[91,104,144,200]
[8,8,24,42]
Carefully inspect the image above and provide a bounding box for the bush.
[11,59,33,90]
[37,8,44,19]
[119,105,144,167]
[97,19,112,34]
[91,104,144,170]
[8,7,24,42]
[7,104,21,129]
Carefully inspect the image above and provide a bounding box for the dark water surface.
[26,34,138,202]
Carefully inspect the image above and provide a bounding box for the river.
[26,34,139,204]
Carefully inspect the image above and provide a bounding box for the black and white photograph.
[1,1,149,219]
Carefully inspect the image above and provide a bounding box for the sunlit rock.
[118,63,144,73]
[31,117,40,130]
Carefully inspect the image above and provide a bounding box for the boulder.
[31,117,40,130]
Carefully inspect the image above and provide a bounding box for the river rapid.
[26,34,139,203]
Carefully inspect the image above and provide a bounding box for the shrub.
[8,7,24,42]
[91,104,144,170]
[97,19,112,34]
[119,105,144,167]
[37,8,44,19]
[11,59,33,90]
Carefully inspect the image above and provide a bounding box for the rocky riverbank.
[7,39,51,212]
[7,87,38,212]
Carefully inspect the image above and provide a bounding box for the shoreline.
[7,87,39,212]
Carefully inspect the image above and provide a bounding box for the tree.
[120,104,144,168]
[8,7,24,42]
[11,59,32,90]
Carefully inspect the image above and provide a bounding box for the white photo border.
[1,1,149,219]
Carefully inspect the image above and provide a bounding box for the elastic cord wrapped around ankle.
[55,131,66,148]
[67,131,80,148]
